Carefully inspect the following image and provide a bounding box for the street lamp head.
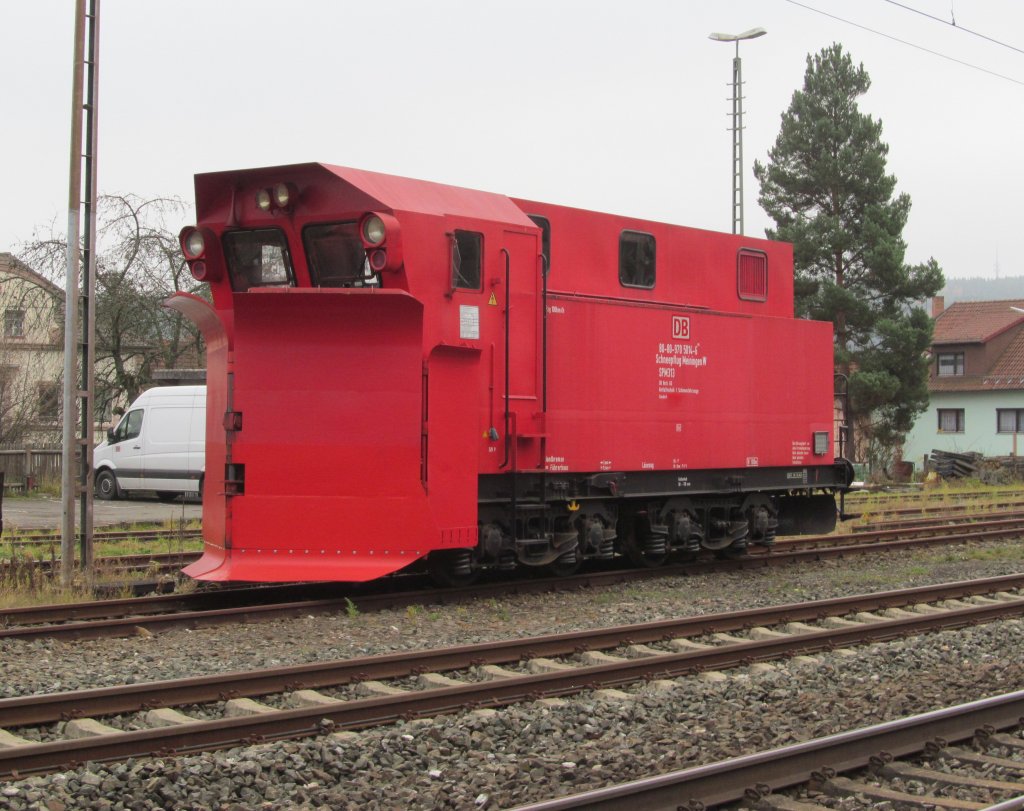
[708,27,767,42]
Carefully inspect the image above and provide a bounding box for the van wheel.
[156,492,179,503]
[96,470,121,500]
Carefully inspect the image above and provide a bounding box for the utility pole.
[709,27,766,235]
[61,0,99,585]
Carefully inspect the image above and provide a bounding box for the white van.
[93,385,206,501]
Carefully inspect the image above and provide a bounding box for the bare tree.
[0,253,65,447]
[19,194,207,421]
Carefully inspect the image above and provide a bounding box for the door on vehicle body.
[108,408,145,488]
[141,404,194,493]
[503,229,542,470]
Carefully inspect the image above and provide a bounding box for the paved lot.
[2,494,202,531]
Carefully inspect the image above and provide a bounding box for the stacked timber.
[929,450,982,479]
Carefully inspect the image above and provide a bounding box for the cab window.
[528,215,551,275]
[112,409,143,443]
[451,230,483,290]
[619,230,655,289]
[223,229,295,291]
[303,222,379,287]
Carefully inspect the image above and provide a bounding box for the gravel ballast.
[1,543,1023,809]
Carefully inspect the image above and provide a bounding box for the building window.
[737,249,768,301]
[37,382,59,422]
[4,309,25,338]
[997,409,1024,433]
[619,230,655,289]
[937,352,964,377]
[937,408,965,433]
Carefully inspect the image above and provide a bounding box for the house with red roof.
[902,297,1024,469]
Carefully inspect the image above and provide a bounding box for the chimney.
[931,296,945,318]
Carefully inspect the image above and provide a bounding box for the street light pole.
[709,27,766,235]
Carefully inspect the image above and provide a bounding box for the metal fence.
[0,449,62,491]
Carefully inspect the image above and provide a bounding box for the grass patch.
[0,517,202,608]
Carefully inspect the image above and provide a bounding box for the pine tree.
[753,43,943,469]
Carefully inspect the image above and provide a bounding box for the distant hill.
[941,276,1024,304]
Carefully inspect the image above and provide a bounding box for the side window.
[114,409,144,443]
[619,230,655,289]
[451,230,483,291]
[527,215,551,276]
[737,249,768,301]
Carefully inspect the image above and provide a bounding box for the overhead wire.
[882,0,1024,56]
[781,0,1024,87]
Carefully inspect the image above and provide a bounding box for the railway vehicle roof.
[194,163,537,229]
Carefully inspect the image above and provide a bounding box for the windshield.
[223,229,295,291]
[303,222,380,287]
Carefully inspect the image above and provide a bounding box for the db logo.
[671,316,690,340]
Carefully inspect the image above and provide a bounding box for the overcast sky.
[2,0,1023,282]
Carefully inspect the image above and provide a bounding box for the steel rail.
[507,690,1024,810]
[2,518,1024,641]
[1,590,1024,776]
[2,572,1023,727]
[852,509,1024,533]
[0,551,199,577]
[3,528,202,547]
[774,515,1024,548]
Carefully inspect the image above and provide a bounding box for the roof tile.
[933,299,1024,344]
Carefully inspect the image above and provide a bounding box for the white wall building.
[903,297,1024,469]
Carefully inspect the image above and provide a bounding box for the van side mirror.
[106,428,115,443]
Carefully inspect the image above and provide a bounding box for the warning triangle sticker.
[488,292,498,306]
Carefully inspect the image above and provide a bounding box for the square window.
[737,250,768,301]
[997,409,1024,433]
[619,231,655,289]
[937,353,964,377]
[222,229,294,291]
[4,309,24,338]
[937,408,964,433]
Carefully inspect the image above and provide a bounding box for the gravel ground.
[1,542,1024,809]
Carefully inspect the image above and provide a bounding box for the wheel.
[544,548,581,577]
[427,549,479,588]
[621,514,667,568]
[95,469,121,500]
[156,491,179,503]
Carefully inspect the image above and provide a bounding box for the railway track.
[508,692,1024,810]
[2,512,1024,641]
[2,527,202,548]
[0,574,1022,779]
[0,550,197,580]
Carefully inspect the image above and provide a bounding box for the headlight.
[180,227,205,259]
[256,189,273,212]
[274,182,295,208]
[361,214,386,246]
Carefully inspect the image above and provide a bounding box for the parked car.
[93,385,205,501]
